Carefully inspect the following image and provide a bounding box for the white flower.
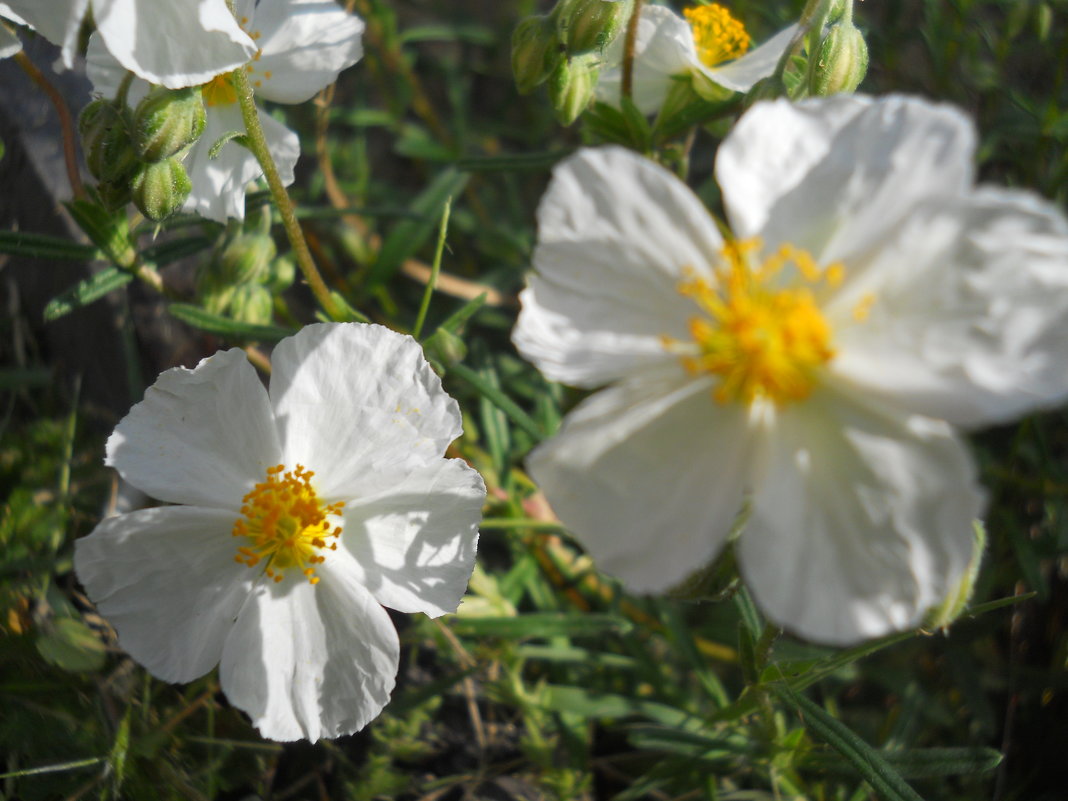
[513,95,1068,645]
[74,323,485,741]
[0,0,255,88]
[596,4,798,115]
[87,0,364,221]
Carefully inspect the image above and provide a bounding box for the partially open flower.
[595,4,798,114]
[74,323,485,741]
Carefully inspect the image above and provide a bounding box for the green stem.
[412,197,451,340]
[621,0,645,101]
[229,66,342,321]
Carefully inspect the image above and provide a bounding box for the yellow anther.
[672,238,845,406]
[231,464,344,585]
[853,292,876,322]
[684,4,751,68]
[202,74,237,107]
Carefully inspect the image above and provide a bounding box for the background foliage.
[1,0,1066,799]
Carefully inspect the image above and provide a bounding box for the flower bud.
[79,100,139,183]
[264,254,296,294]
[554,0,633,55]
[548,52,599,126]
[809,20,868,96]
[130,158,192,222]
[423,327,467,373]
[132,86,207,163]
[217,232,276,286]
[229,283,274,325]
[512,15,560,95]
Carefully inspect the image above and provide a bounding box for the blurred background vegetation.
[1,0,1066,799]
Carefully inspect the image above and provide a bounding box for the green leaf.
[0,367,53,389]
[366,168,469,289]
[167,303,295,341]
[774,686,925,801]
[65,199,136,268]
[208,130,249,159]
[140,235,213,266]
[805,746,1002,779]
[454,151,572,172]
[36,617,107,673]
[44,267,134,321]
[447,361,543,442]
[0,230,99,261]
[449,612,632,639]
[539,685,690,727]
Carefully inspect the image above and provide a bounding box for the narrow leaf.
[450,612,631,639]
[44,267,134,321]
[0,230,98,261]
[167,303,294,341]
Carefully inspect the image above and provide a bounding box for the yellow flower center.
[232,464,343,584]
[670,239,842,406]
[684,4,751,67]
[202,74,237,106]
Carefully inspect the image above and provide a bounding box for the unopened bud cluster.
[78,86,206,221]
[511,0,633,124]
[197,208,295,325]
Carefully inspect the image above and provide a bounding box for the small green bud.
[555,0,633,55]
[263,254,296,294]
[79,100,139,183]
[229,283,274,325]
[132,86,207,163]
[511,15,561,95]
[217,232,276,286]
[423,327,468,372]
[548,53,599,126]
[130,158,192,221]
[809,20,868,96]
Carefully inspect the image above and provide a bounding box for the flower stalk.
[621,0,645,100]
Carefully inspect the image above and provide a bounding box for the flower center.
[669,239,841,406]
[232,464,343,584]
[684,4,751,67]
[202,74,237,106]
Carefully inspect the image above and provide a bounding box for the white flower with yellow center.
[596,3,798,115]
[0,0,255,87]
[513,95,1068,645]
[87,0,364,221]
[73,323,485,741]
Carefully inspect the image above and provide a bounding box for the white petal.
[528,367,751,592]
[269,324,463,499]
[92,0,255,88]
[513,147,724,388]
[107,348,281,509]
[73,506,254,682]
[596,5,695,114]
[0,0,84,56]
[249,0,364,104]
[219,565,399,741]
[717,95,976,264]
[705,24,798,93]
[829,187,1068,427]
[739,391,983,645]
[0,21,20,58]
[337,458,484,617]
[184,103,299,222]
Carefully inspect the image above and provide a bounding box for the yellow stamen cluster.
[684,4,751,68]
[232,464,343,585]
[671,239,842,406]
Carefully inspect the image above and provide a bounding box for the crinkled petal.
[704,24,798,92]
[184,102,299,222]
[219,564,399,741]
[596,5,695,114]
[828,187,1068,427]
[73,506,254,682]
[717,95,976,264]
[107,348,281,508]
[528,366,751,592]
[92,0,255,88]
[249,0,364,104]
[513,147,724,388]
[739,390,983,645]
[338,458,484,617]
[269,323,463,499]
